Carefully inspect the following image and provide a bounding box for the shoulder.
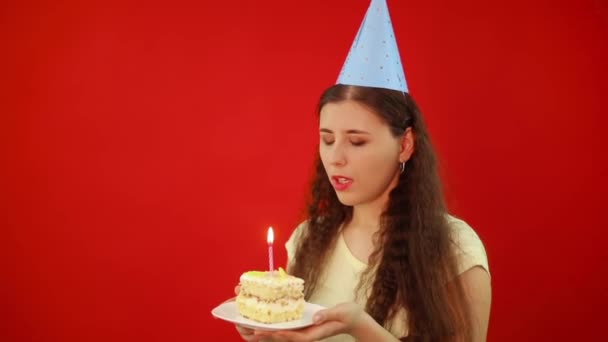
[445,214,491,277]
[285,220,309,256]
[286,220,308,244]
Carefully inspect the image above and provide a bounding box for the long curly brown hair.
[289,84,471,341]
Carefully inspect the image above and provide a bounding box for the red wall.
[2,0,606,341]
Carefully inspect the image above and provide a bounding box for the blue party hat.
[336,0,408,93]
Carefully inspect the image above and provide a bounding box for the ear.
[399,127,415,163]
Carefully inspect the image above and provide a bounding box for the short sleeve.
[447,215,490,277]
[285,221,307,271]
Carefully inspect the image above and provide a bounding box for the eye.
[321,137,334,145]
[350,140,367,146]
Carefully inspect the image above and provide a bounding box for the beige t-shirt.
[285,215,490,342]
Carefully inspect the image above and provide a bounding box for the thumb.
[312,309,326,324]
[313,306,344,324]
[314,302,361,324]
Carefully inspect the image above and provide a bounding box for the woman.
[235,84,491,342]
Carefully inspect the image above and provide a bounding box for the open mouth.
[331,176,353,190]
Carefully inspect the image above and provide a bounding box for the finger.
[253,330,272,340]
[254,332,287,342]
[276,321,343,342]
[252,330,279,342]
[312,308,341,324]
[256,338,280,342]
[312,303,353,324]
[236,325,253,334]
[235,326,258,342]
[235,285,241,295]
[241,335,257,342]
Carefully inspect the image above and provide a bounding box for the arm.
[386,266,491,342]
[261,302,399,342]
[457,266,492,342]
[260,269,490,342]
[349,310,400,342]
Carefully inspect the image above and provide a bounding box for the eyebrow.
[319,128,370,135]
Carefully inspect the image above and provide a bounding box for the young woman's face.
[319,100,403,207]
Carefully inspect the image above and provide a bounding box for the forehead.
[319,100,386,131]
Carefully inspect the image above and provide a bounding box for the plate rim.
[211,300,326,331]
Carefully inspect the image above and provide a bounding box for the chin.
[335,192,360,206]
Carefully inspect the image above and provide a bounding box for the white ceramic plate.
[211,301,326,331]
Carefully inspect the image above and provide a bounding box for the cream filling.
[237,296,304,312]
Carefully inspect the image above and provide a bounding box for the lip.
[331,175,354,191]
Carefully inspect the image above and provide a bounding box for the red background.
[2,0,607,341]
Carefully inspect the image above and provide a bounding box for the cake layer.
[239,270,304,301]
[236,295,305,324]
[239,281,303,300]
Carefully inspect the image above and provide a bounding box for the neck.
[350,201,384,232]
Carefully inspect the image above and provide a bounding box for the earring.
[400,161,405,174]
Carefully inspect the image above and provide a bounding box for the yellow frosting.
[243,267,288,278]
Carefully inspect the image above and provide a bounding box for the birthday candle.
[267,227,274,273]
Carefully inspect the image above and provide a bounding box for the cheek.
[354,150,397,181]
[318,146,329,167]
[357,149,395,169]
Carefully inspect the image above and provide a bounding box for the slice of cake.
[236,267,305,324]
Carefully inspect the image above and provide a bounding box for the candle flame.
[267,227,274,244]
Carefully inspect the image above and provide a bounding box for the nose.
[327,142,347,167]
